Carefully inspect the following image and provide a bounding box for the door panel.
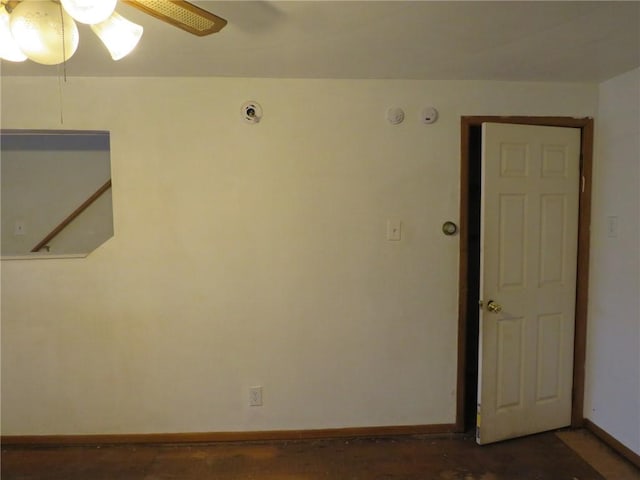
[539,195,567,285]
[536,313,563,402]
[496,316,524,410]
[498,194,527,289]
[477,123,580,445]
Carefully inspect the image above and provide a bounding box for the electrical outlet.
[249,386,263,407]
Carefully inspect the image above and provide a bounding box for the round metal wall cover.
[442,221,458,236]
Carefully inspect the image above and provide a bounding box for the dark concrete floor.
[0,431,617,480]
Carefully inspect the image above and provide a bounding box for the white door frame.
[455,116,594,433]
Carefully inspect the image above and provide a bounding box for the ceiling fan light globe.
[0,8,27,62]
[60,0,117,25]
[90,11,143,61]
[9,0,79,65]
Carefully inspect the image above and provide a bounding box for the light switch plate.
[14,220,26,236]
[607,216,619,238]
[387,219,402,241]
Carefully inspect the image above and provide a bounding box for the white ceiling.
[1,1,639,81]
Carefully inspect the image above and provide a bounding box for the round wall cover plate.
[242,101,262,123]
[387,107,405,125]
[421,107,439,124]
[442,221,458,235]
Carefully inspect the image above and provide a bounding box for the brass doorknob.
[486,300,503,313]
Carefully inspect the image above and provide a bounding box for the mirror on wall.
[1,130,114,259]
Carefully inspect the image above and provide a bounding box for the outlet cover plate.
[249,386,263,406]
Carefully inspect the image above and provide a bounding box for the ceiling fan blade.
[122,0,227,36]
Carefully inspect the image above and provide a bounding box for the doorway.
[455,116,594,435]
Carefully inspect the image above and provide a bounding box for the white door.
[476,123,581,445]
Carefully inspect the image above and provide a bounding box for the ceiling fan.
[121,0,227,36]
[0,0,227,65]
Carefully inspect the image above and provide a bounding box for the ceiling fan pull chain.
[59,2,67,82]
[56,65,65,125]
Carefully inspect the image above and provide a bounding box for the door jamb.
[455,116,594,432]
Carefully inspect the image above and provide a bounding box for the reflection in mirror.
[1,130,114,259]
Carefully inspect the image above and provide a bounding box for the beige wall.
[1,76,596,435]
[585,68,640,455]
